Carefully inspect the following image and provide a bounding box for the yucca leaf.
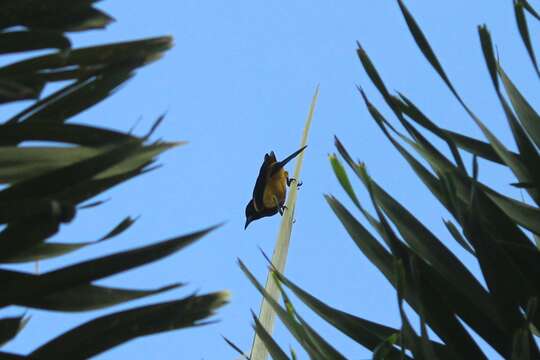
[251,311,290,360]
[357,168,494,318]
[329,153,361,209]
[498,65,540,152]
[482,188,540,235]
[0,0,114,32]
[0,37,172,80]
[518,0,540,20]
[30,292,229,359]
[395,1,533,192]
[273,274,347,360]
[334,144,511,355]
[0,219,62,261]
[363,167,488,359]
[498,242,540,297]
[0,78,44,103]
[394,259,427,360]
[462,177,533,337]
[397,3,535,194]
[20,281,183,312]
[250,86,318,360]
[478,26,540,203]
[396,0,459,99]
[222,336,250,360]
[0,140,142,202]
[0,225,220,307]
[239,260,325,359]
[365,91,540,238]
[396,94,512,165]
[373,333,402,360]
[0,352,26,359]
[0,316,29,347]
[0,30,71,55]
[0,122,137,147]
[1,216,136,263]
[325,195,394,282]
[512,327,533,360]
[334,135,493,326]
[7,69,134,126]
[0,142,181,184]
[356,97,534,310]
[58,163,156,206]
[273,269,414,358]
[514,1,540,77]
[443,220,475,255]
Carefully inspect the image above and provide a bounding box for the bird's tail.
[272,145,307,174]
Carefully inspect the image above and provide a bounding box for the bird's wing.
[252,152,275,211]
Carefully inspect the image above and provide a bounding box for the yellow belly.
[262,169,287,209]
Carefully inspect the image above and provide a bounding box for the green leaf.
[396,94,512,165]
[361,171,494,321]
[20,281,183,312]
[498,65,540,151]
[443,220,475,255]
[0,352,26,359]
[57,161,157,206]
[396,0,459,99]
[396,2,533,194]
[272,275,347,360]
[514,1,540,77]
[463,182,533,336]
[325,195,394,282]
[0,140,142,202]
[0,225,220,306]
[362,169,488,359]
[239,260,327,359]
[483,188,540,235]
[7,69,134,126]
[274,270,410,359]
[0,31,70,55]
[0,78,44,103]
[0,316,29,347]
[477,26,540,203]
[0,122,137,147]
[511,328,533,360]
[394,259,426,360]
[329,154,361,208]
[0,37,172,80]
[1,216,137,263]
[251,311,290,360]
[223,336,250,360]
[31,292,229,359]
[0,142,181,184]
[0,219,62,262]
[518,0,540,20]
[0,1,114,32]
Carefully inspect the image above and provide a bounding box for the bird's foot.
[287,177,303,188]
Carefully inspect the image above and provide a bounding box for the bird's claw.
[287,178,303,188]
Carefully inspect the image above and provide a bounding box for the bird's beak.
[244,218,251,230]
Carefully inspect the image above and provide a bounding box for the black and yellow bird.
[244,145,307,229]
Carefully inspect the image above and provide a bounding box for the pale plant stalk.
[250,86,319,360]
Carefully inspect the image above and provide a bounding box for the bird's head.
[244,200,257,229]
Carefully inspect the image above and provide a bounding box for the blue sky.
[2,1,536,358]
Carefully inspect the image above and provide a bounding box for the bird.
[244,145,307,229]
